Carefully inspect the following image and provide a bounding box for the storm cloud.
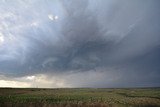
[0,0,160,87]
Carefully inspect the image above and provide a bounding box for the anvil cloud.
[0,0,160,88]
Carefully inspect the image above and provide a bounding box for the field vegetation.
[0,88,160,107]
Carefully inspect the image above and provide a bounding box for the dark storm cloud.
[0,0,160,87]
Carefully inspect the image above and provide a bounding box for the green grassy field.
[0,88,160,107]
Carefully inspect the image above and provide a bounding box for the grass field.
[0,88,160,107]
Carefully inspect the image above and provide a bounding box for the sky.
[0,0,160,88]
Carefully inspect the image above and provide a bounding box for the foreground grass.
[0,88,160,107]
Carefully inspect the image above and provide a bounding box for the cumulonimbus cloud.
[0,0,160,87]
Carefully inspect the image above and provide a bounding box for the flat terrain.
[0,88,160,107]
